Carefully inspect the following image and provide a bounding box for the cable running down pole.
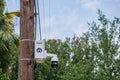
[34,0,42,40]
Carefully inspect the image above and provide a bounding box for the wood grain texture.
[18,0,34,80]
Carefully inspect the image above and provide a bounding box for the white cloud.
[42,8,89,39]
[75,0,100,11]
[57,10,80,29]
[75,0,87,4]
[73,24,88,36]
[6,0,20,11]
[84,1,100,10]
[61,10,88,36]
[42,16,57,28]
[65,11,80,27]
[42,32,64,40]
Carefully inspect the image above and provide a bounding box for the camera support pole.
[18,0,34,80]
[46,53,58,58]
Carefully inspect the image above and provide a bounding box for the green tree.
[96,10,120,79]
[0,68,10,80]
[80,10,120,80]
[0,0,19,74]
[34,10,120,80]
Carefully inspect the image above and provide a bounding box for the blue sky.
[6,0,120,40]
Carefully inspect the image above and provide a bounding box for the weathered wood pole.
[18,0,34,80]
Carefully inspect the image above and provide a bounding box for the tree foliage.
[0,0,19,74]
[34,10,120,80]
[0,68,10,80]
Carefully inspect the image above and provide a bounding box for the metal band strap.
[20,39,34,42]
[20,58,32,61]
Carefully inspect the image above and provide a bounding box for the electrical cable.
[34,0,52,40]
[34,0,37,40]
[34,0,42,40]
[43,0,46,39]
[36,0,42,40]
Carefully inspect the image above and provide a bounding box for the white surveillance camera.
[34,40,59,68]
[51,56,58,68]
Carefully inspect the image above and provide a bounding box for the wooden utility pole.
[18,0,34,80]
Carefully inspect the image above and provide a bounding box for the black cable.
[36,0,42,40]
[34,0,37,40]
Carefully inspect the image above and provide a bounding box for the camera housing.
[51,56,58,68]
[34,40,59,68]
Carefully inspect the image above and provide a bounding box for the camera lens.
[51,61,58,68]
